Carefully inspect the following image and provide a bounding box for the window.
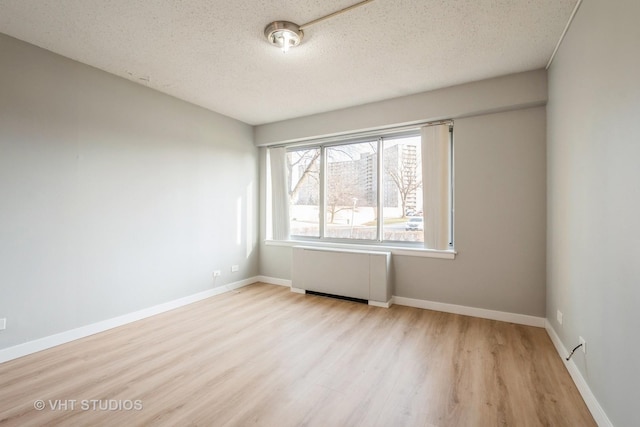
[287,147,320,237]
[269,123,453,250]
[382,135,423,242]
[325,141,377,239]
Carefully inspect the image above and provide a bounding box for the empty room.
[0,0,637,426]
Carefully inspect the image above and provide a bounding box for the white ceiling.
[0,0,577,125]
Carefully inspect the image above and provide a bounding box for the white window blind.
[268,147,290,240]
[421,124,451,250]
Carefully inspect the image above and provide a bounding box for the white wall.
[0,33,259,350]
[257,73,547,317]
[547,0,640,425]
[254,70,547,146]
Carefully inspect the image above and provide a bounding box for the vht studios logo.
[34,399,143,411]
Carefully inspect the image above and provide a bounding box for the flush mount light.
[264,21,303,53]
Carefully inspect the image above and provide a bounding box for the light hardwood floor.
[0,283,595,426]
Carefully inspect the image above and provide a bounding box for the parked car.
[405,216,423,231]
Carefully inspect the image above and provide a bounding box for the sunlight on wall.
[236,197,242,246]
[246,181,254,258]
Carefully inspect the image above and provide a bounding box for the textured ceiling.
[0,0,577,125]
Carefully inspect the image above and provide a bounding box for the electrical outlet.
[579,336,586,354]
[212,270,221,278]
[557,310,563,325]
[231,265,239,272]
[0,318,6,331]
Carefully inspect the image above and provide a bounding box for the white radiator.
[292,246,392,306]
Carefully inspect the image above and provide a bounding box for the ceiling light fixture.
[264,21,303,53]
[264,0,374,53]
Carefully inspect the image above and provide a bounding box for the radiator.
[292,246,392,306]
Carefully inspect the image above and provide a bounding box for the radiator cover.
[292,246,392,305]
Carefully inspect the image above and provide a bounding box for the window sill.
[264,239,456,259]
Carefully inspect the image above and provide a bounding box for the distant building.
[290,142,420,211]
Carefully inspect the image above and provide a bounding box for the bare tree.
[287,149,320,203]
[326,179,359,224]
[287,143,377,224]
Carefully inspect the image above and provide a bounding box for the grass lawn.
[363,217,406,226]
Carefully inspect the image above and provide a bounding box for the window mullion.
[319,146,326,239]
[377,137,384,242]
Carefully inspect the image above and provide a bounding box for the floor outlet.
[579,336,586,354]
[557,310,563,325]
[231,265,239,272]
[0,318,6,330]
[213,270,221,278]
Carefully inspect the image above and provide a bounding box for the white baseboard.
[0,276,260,364]
[255,275,292,287]
[368,300,392,308]
[279,279,542,325]
[544,321,613,427]
[392,296,546,327]
[263,276,544,326]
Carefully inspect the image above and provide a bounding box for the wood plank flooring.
[0,283,595,426]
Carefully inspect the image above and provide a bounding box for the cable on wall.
[565,343,583,361]
[546,0,583,69]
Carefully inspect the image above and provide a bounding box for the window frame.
[268,122,456,258]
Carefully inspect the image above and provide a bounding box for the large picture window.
[269,123,453,250]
